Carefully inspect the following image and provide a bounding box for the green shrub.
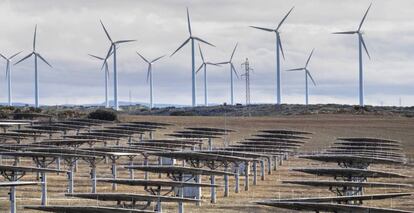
[87,109,118,121]
[170,110,195,116]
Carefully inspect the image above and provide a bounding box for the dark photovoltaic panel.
[97,178,219,188]
[254,134,310,140]
[66,193,201,203]
[166,133,221,139]
[266,193,412,203]
[337,137,401,144]
[186,127,235,133]
[24,205,154,213]
[246,138,306,144]
[0,165,66,173]
[125,165,235,176]
[298,154,406,165]
[291,168,410,178]
[148,151,256,163]
[175,130,227,136]
[282,180,412,188]
[259,129,313,135]
[255,201,413,213]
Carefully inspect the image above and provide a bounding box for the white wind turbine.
[250,7,294,105]
[15,25,52,108]
[218,43,239,105]
[171,8,214,107]
[136,52,165,109]
[196,44,220,106]
[0,51,22,106]
[333,3,372,107]
[286,49,316,105]
[100,20,136,111]
[89,53,111,108]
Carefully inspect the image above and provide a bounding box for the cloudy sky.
[0,0,413,106]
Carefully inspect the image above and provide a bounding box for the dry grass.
[0,114,413,212]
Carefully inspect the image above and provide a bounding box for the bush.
[0,110,8,119]
[170,110,195,116]
[87,109,118,121]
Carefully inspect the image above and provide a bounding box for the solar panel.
[255,201,412,213]
[291,167,410,178]
[66,192,201,203]
[24,205,154,213]
[97,178,219,188]
[282,180,412,188]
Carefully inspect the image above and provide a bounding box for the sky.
[0,0,413,107]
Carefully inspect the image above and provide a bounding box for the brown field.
[1,114,413,212]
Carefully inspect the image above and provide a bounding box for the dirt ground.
[1,114,413,212]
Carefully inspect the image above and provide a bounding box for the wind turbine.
[250,7,294,105]
[196,44,220,106]
[286,49,316,105]
[100,20,136,111]
[0,51,21,106]
[89,53,111,108]
[15,25,52,108]
[136,52,165,109]
[171,8,214,107]
[333,4,372,107]
[218,43,239,105]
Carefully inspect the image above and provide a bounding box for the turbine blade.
[14,53,33,65]
[198,43,205,62]
[307,70,317,86]
[249,26,274,32]
[100,20,112,42]
[217,62,229,65]
[193,37,215,47]
[278,36,285,60]
[360,35,371,59]
[33,25,37,51]
[196,64,204,74]
[88,54,104,60]
[186,7,192,36]
[276,6,295,31]
[206,62,221,67]
[286,68,304,71]
[305,48,315,68]
[230,43,238,61]
[231,63,239,79]
[136,52,149,63]
[37,53,52,68]
[151,55,165,63]
[0,53,7,60]
[10,51,22,60]
[115,40,136,44]
[171,38,190,57]
[102,45,113,70]
[358,3,372,31]
[332,31,357,34]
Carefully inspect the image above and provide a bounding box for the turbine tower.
[218,43,239,105]
[15,25,52,108]
[250,7,294,105]
[136,52,165,109]
[0,51,21,106]
[333,4,372,107]
[286,49,316,105]
[89,53,111,108]
[196,44,220,106]
[171,8,214,107]
[100,20,136,111]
